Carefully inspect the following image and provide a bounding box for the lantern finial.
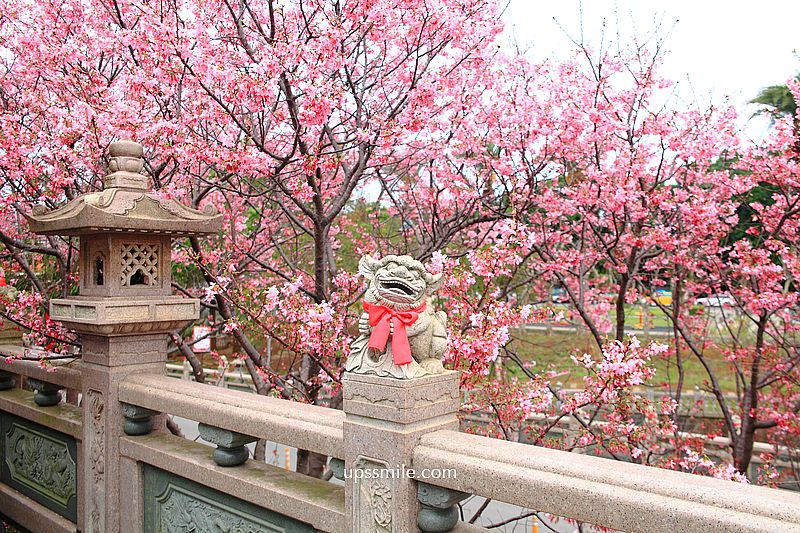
[105,139,147,190]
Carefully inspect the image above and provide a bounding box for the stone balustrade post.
[81,335,170,532]
[342,370,460,532]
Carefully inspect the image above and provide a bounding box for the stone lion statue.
[345,255,447,379]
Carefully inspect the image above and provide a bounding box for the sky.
[504,1,799,129]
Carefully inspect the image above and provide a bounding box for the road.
[521,323,672,337]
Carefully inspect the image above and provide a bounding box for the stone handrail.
[118,373,344,458]
[0,344,81,390]
[412,429,800,533]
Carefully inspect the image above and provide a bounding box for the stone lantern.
[27,140,221,333]
[25,140,222,532]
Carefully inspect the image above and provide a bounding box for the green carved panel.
[0,411,78,522]
[143,465,316,533]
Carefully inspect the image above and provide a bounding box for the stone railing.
[116,374,344,532]
[164,360,797,487]
[0,348,82,533]
[2,137,799,532]
[2,350,800,532]
[165,360,257,390]
[414,430,800,532]
[119,374,343,458]
[0,346,81,392]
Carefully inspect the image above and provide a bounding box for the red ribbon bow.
[363,300,426,366]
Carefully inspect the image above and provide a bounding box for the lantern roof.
[26,140,223,236]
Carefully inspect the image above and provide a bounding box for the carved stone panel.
[352,457,394,533]
[86,389,105,533]
[0,410,78,522]
[143,465,316,533]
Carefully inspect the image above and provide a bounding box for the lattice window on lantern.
[120,243,159,287]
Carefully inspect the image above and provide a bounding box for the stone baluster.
[417,483,469,532]
[328,457,345,480]
[121,403,158,436]
[198,423,258,467]
[27,378,63,406]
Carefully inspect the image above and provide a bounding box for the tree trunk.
[672,274,685,419]
[313,223,329,303]
[733,421,756,475]
[296,222,330,478]
[732,314,768,476]
[254,439,266,462]
[615,272,629,341]
[296,448,328,477]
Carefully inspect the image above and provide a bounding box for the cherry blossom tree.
[0,0,503,372]
[2,0,799,488]
[478,49,800,479]
[0,0,508,474]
